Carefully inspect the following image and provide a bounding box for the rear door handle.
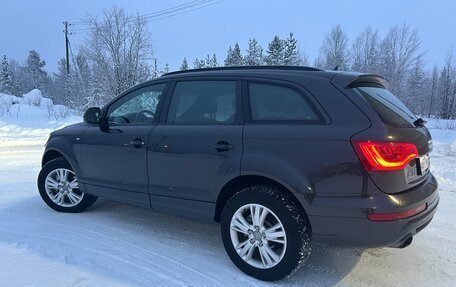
[212,141,233,152]
[129,138,145,148]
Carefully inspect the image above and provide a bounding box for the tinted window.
[107,84,165,125]
[353,87,417,128]
[248,83,320,121]
[167,81,236,124]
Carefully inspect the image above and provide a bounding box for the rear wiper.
[413,118,427,127]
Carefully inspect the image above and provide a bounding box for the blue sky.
[0,0,455,73]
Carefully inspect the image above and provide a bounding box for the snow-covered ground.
[1,93,455,286]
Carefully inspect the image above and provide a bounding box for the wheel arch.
[42,149,66,167]
[214,174,311,224]
[41,145,83,179]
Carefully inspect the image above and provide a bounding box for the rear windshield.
[353,87,417,128]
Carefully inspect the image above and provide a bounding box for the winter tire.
[221,185,312,281]
[38,157,97,213]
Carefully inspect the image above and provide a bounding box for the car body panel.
[79,124,154,207]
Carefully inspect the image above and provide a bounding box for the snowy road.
[0,132,455,286]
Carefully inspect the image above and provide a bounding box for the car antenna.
[333,65,339,71]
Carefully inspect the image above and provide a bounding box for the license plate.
[419,154,430,173]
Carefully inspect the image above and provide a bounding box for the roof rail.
[163,65,322,76]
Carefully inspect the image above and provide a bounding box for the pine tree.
[25,50,47,90]
[284,32,300,66]
[0,55,13,94]
[208,54,218,67]
[205,54,218,67]
[193,58,206,69]
[224,43,243,66]
[244,38,263,66]
[163,63,170,74]
[266,35,285,65]
[180,58,189,70]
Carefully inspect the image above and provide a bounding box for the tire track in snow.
[0,204,248,286]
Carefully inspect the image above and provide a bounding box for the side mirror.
[83,107,101,124]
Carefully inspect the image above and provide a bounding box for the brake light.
[368,203,427,221]
[352,141,418,171]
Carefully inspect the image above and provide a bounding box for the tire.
[38,157,97,213]
[221,185,312,281]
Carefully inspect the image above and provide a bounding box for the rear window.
[353,87,417,128]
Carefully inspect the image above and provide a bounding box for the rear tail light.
[352,140,418,171]
[368,203,427,221]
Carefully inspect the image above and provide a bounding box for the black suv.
[38,66,438,281]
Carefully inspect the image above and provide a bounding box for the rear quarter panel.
[242,75,373,213]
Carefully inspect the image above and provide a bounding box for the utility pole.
[63,21,70,75]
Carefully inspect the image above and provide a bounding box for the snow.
[1,94,456,286]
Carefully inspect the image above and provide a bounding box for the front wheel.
[221,185,312,281]
[38,157,97,213]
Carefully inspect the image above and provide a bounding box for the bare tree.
[83,6,152,105]
[317,24,349,70]
[351,26,380,73]
[378,24,424,97]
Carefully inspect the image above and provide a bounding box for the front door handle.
[129,138,145,148]
[212,141,233,152]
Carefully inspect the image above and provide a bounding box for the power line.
[62,0,225,77]
[70,0,207,25]
[69,0,222,32]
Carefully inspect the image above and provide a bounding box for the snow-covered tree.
[206,54,218,67]
[266,35,285,65]
[84,6,152,102]
[22,50,49,93]
[193,58,206,69]
[317,24,349,70]
[0,55,13,94]
[378,24,423,98]
[244,38,263,66]
[313,56,324,69]
[404,59,428,114]
[351,27,379,73]
[163,63,170,74]
[428,65,439,117]
[284,32,300,66]
[224,43,243,66]
[180,58,189,70]
[438,50,456,119]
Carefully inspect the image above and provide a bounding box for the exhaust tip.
[400,236,413,248]
[390,236,413,248]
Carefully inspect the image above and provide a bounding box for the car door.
[80,82,168,207]
[147,79,243,203]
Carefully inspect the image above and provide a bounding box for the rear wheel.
[221,185,311,281]
[38,157,97,213]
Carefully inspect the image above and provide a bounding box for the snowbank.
[0,90,81,146]
[0,89,78,120]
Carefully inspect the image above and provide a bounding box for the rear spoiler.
[346,74,391,90]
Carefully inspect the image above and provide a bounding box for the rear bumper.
[308,173,439,248]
